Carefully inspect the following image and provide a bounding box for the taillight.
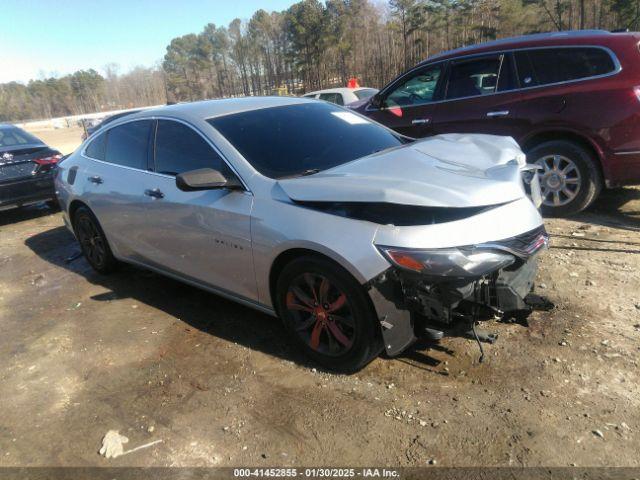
[33,154,62,165]
[633,86,640,102]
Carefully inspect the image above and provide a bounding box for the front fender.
[251,198,390,308]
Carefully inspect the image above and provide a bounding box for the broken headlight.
[377,246,515,277]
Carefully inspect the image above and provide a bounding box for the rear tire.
[72,206,118,274]
[275,256,383,373]
[526,140,602,216]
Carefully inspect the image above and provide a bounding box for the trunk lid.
[0,145,57,183]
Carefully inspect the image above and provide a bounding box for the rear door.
[366,62,445,138]
[81,119,158,261]
[432,53,528,139]
[510,48,602,137]
[137,119,256,300]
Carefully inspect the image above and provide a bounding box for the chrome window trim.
[368,45,622,112]
[81,116,251,192]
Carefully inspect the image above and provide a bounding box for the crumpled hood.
[277,133,528,208]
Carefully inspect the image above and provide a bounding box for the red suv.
[352,30,640,215]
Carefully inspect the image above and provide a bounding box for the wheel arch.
[268,247,370,316]
[67,199,118,256]
[68,199,90,228]
[520,129,606,182]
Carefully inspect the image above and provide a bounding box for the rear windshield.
[207,102,405,179]
[0,126,43,148]
[354,88,378,99]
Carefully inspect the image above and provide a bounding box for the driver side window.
[153,120,225,176]
[385,64,443,108]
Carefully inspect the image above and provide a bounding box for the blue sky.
[1,0,296,83]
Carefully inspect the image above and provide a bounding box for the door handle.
[144,188,164,199]
[486,110,510,117]
[88,175,103,184]
[411,118,430,125]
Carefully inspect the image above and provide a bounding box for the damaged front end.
[368,226,549,358]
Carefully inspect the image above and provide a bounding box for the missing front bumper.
[367,255,542,356]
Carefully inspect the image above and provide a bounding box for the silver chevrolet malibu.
[55,97,547,372]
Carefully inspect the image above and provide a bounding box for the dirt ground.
[0,129,639,468]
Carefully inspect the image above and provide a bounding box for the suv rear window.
[514,47,616,87]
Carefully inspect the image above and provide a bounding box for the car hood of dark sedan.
[277,133,528,208]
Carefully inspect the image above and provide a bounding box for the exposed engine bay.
[368,226,550,361]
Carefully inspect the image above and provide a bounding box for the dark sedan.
[0,124,62,211]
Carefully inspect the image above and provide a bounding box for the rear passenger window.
[85,132,106,160]
[515,48,616,87]
[105,120,151,169]
[446,56,501,100]
[154,120,224,176]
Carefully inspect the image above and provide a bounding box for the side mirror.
[370,93,384,109]
[176,168,242,191]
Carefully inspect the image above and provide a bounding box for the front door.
[433,53,528,140]
[139,119,257,301]
[366,62,445,138]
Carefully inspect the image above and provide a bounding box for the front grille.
[488,225,549,258]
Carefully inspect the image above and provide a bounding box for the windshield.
[354,88,378,100]
[207,102,405,179]
[0,126,43,148]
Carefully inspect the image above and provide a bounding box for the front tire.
[526,140,602,216]
[275,257,383,373]
[72,206,118,274]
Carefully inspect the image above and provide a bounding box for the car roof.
[419,30,640,64]
[126,96,311,121]
[105,109,142,121]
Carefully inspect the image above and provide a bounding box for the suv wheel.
[527,140,602,216]
[275,256,383,373]
[73,206,118,273]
